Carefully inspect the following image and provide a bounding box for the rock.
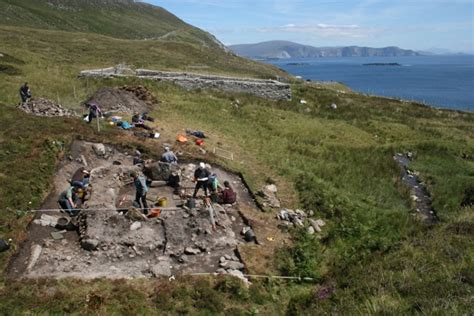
[81,238,100,251]
[143,161,179,181]
[33,214,60,227]
[309,219,324,233]
[227,269,250,285]
[130,222,142,231]
[259,184,280,208]
[307,226,315,235]
[264,184,277,193]
[17,98,75,117]
[92,143,106,156]
[330,103,337,109]
[227,261,245,270]
[295,209,306,217]
[150,262,172,277]
[216,268,227,274]
[26,244,42,272]
[294,218,304,227]
[184,247,201,255]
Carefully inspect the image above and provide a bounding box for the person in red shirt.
[218,181,236,204]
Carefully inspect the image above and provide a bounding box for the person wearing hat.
[193,162,210,198]
[130,171,149,214]
[58,185,81,216]
[70,167,90,188]
[218,181,237,204]
[161,147,178,164]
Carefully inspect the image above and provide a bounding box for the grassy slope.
[0,0,219,47]
[1,76,472,314]
[0,15,473,316]
[0,25,289,107]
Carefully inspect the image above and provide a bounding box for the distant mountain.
[230,41,421,59]
[0,0,225,49]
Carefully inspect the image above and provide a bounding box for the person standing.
[131,171,149,214]
[193,162,210,198]
[19,82,31,103]
[86,102,102,124]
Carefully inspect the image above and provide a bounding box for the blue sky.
[144,0,474,52]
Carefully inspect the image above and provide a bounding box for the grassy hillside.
[0,76,472,314]
[0,0,221,48]
[0,2,473,315]
[0,25,289,106]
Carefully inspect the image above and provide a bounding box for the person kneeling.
[58,186,82,216]
[218,181,236,205]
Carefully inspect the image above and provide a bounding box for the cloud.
[256,23,382,38]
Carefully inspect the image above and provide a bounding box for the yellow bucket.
[157,197,168,207]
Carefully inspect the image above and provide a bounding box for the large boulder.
[143,161,179,181]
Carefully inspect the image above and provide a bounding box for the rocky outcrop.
[79,66,291,101]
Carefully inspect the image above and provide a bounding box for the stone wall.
[80,66,291,100]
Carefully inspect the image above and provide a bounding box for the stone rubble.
[277,208,326,233]
[80,66,292,101]
[17,98,76,117]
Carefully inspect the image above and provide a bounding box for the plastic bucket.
[186,198,196,209]
[157,197,168,207]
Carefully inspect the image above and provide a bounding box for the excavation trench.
[7,141,257,280]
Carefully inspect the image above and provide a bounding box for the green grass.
[0,15,473,315]
[0,0,218,47]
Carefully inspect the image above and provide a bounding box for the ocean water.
[267,55,474,111]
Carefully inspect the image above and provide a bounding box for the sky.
[144,0,474,53]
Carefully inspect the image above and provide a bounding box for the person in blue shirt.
[130,171,149,214]
[161,147,178,164]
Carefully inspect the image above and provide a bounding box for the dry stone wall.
[80,66,291,100]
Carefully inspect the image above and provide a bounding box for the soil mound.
[18,98,75,117]
[86,85,157,114]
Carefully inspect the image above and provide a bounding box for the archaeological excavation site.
[7,141,259,282]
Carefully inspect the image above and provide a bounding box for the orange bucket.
[148,208,161,218]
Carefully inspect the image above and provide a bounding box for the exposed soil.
[85,85,157,114]
[7,141,257,280]
[394,153,437,224]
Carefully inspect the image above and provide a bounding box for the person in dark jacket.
[133,150,144,165]
[132,112,152,130]
[193,162,210,198]
[86,102,102,123]
[131,171,149,214]
[218,181,237,204]
[19,82,31,103]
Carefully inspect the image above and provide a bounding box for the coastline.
[268,55,474,112]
